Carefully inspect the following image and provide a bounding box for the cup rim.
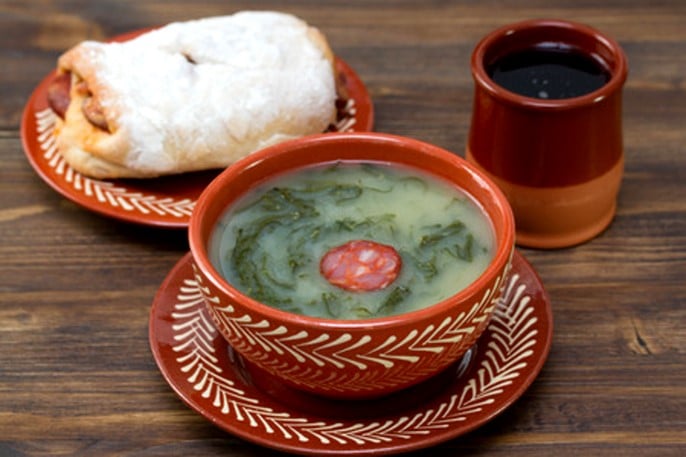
[189,132,515,331]
[471,18,628,110]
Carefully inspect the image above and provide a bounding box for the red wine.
[488,45,610,99]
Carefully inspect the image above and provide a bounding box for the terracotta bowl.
[188,132,515,399]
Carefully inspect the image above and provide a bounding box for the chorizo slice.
[47,72,71,119]
[320,240,402,292]
[81,95,109,131]
[47,72,110,131]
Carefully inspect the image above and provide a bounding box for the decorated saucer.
[149,250,553,455]
[20,29,373,229]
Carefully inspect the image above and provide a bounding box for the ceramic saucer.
[149,250,553,455]
[20,29,373,229]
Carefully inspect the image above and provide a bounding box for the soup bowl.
[189,132,515,399]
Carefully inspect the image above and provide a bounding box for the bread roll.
[50,12,337,179]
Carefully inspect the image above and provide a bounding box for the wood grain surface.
[1,1,685,456]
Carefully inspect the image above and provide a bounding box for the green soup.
[209,162,494,320]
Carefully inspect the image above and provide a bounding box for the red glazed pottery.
[467,19,628,248]
[149,250,553,455]
[188,132,515,399]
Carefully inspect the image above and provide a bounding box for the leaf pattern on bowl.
[169,270,538,444]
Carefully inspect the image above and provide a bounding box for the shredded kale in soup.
[209,162,494,319]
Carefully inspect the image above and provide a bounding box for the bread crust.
[53,12,337,179]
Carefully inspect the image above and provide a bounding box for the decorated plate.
[20,29,373,228]
[149,251,553,455]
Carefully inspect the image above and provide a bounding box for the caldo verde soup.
[209,162,494,320]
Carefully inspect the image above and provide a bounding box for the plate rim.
[20,28,374,229]
[148,250,553,455]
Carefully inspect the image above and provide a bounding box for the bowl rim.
[189,131,515,330]
[471,18,629,111]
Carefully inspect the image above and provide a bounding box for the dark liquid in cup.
[488,45,611,99]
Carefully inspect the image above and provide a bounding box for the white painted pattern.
[196,264,505,374]
[170,271,538,444]
[35,109,195,218]
[33,101,357,219]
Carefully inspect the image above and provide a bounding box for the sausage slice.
[320,240,402,292]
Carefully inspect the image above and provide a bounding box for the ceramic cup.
[466,19,628,249]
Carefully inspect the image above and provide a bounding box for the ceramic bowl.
[188,132,515,399]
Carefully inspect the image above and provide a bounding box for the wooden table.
[1,1,684,455]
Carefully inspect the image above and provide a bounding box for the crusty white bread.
[53,12,337,179]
